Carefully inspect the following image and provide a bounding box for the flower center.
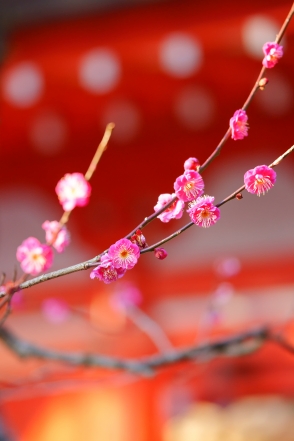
[201,208,210,218]
[255,174,266,184]
[120,249,129,259]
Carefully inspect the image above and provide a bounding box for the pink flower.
[131,229,148,249]
[174,170,204,202]
[262,42,283,69]
[187,195,220,228]
[55,173,91,211]
[16,237,53,275]
[90,253,126,284]
[108,238,140,270]
[42,220,70,253]
[244,165,276,196]
[184,157,200,171]
[154,248,168,260]
[154,193,185,223]
[229,109,248,140]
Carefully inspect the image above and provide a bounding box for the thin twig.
[127,305,174,353]
[58,123,115,228]
[84,123,115,181]
[199,3,294,173]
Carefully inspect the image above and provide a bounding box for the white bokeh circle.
[30,112,68,155]
[2,62,44,107]
[174,86,215,130]
[159,33,203,78]
[101,99,141,143]
[242,15,281,59]
[79,48,121,94]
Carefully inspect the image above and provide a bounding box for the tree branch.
[0,326,268,376]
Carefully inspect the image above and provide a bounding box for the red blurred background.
[0,0,294,439]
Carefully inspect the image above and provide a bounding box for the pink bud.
[184,157,200,171]
[154,248,168,260]
[131,229,148,249]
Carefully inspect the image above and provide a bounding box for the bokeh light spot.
[242,15,280,59]
[79,48,121,94]
[2,62,44,107]
[174,86,215,130]
[30,111,68,155]
[159,33,203,78]
[101,99,141,142]
[256,73,293,116]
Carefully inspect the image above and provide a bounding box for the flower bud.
[258,77,269,90]
[154,247,168,260]
[236,193,243,200]
[131,229,148,249]
[184,157,200,171]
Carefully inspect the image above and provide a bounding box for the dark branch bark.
[0,326,268,376]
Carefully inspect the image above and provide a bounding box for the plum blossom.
[154,248,168,260]
[174,170,204,202]
[108,238,140,270]
[42,220,70,253]
[184,157,200,171]
[244,165,276,196]
[131,229,148,249]
[16,237,53,275]
[154,193,185,223]
[90,253,126,284]
[229,109,248,140]
[262,42,283,69]
[187,195,220,228]
[55,172,91,211]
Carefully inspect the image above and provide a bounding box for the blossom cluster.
[154,157,220,229]
[16,172,90,276]
[90,238,140,284]
[14,40,282,284]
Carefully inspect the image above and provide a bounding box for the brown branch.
[0,144,289,297]
[0,326,268,376]
[269,331,294,356]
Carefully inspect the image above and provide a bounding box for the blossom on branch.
[262,42,283,68]
[108,238,140,270]
[154,248,168,260]
[131,229,148,249]
[244,165,276,196]
[90,254,126,284]
[184,157,200,171]
[229,109,249,140]
[154,193,185,223]
[42,220,70,252]
[55,173,91,211]
[187,195,220,228]
[174,170,204,202]
[16,237,53,275]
